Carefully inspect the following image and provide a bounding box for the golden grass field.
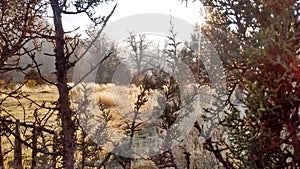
[1,84,60,168]
[0,83,162,168]
[0,83,220,168]
[1,84,58,120]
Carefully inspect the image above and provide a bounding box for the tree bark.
[14,119,23,169]
[52,133,58,168]
[50,0,75,168]
[31,122,37,169]
[0,125,5,169]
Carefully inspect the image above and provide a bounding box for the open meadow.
[0,82,221,168]
[0,84,60,167]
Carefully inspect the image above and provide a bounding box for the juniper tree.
[193,0,300,168]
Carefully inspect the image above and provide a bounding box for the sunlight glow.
[196,11,207,27]
[46,0,204,38]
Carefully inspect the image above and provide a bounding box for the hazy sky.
[54,0,204,37]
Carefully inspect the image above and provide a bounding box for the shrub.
[24,69,45,85]
[25,79,37,88]
[0,79,6,88]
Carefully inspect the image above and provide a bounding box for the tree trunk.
[50,0,75,168]
[14,119,23,169]
[0,125,5,169]
[31,122,37,169]
[52,133,58,168]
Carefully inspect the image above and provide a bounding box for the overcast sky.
[49,0,204,38]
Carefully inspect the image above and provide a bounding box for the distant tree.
[83,28,125,84]
[180,23,210,85]
[24,69,46,85]
[126,32,154,72]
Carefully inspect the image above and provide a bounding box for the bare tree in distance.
[127,32,154,72]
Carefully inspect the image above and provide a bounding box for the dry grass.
[0,84,58,120]
[1,84,59,168]
[72,83,166,130]
[1,83,219,168]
